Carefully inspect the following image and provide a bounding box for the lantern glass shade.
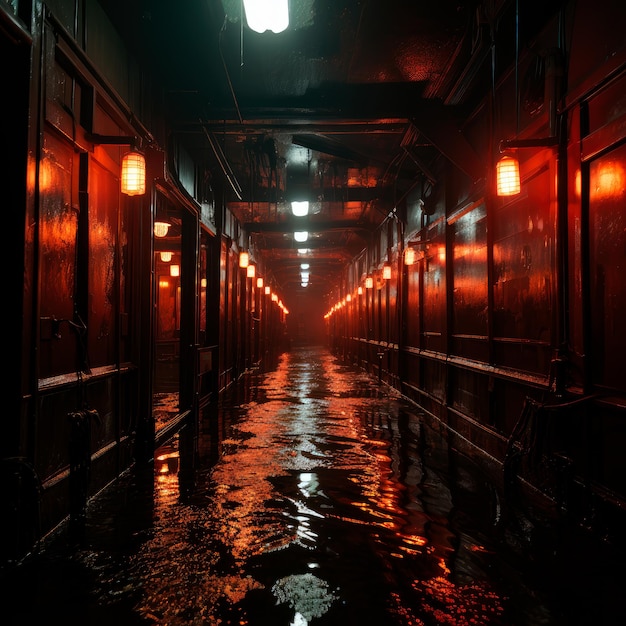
[247,264,256,278]
[365,276,374,289]
[383,264,392,280]
[256,277,264,288]
[169,264,180,277]
[121,151,146,196]
[159,251,173,262]
[264,285,271,295]
[154,221,171,237]
[239,251,249,268]
[357,286,363,295]
[496,155,521,196]
[404,248,416,265]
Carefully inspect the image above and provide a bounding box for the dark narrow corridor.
[3,346,624,625]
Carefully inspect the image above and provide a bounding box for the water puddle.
[3,347,625,625]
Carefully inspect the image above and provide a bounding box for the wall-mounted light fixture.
[121,152,146,196]
[365,276,374,289]
[169,264,180,277]
[496,154,521,196]
[159,251,173,262]
[247,264,256,278]
[154,221,171,237]
[382,264,392,280]
[87,133,146,196]
[256,277,264,289]
[497,137,559,197]
[404,248,416,265]
[243,0,289,34]
[264,285,271,295]
[239,251,249,268]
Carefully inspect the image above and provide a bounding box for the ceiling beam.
[243,219,375,235]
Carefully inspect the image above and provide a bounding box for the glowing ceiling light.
[294,231,309,243]
[291,200,309,217]
[243,0,289,34]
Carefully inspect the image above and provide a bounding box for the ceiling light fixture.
[243,0,289,34]
[294,231,308,243]
[291,201,309,217]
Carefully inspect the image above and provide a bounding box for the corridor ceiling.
[103,0,562,301]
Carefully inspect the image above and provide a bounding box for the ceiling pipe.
[201,124,244,200]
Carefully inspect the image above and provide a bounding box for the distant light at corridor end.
[243,0,289,33]
[294,231,309,242]
[291,201,309,216]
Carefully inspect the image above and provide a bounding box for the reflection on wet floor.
[3,346,626,625]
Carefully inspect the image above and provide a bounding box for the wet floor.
[3,346,626,625]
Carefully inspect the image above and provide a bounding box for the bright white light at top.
[294,231,309,242]
[243,0,289,34]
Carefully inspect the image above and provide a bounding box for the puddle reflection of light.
[155,451,179,475]
[272,573,337,626]
[298,472,319,497]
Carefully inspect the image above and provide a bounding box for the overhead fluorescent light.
[243,0,289,34]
